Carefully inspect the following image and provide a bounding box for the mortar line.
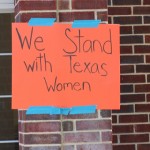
[56,0,59,22]
[60,114,64,150]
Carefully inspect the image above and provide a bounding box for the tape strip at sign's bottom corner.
[26,105,97,115]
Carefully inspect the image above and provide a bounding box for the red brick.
[100,110,111,118]
[135,124,150,132]
[121,55,144,64]
[101,131,112,142]
[144,0,150,4]
[77,144,112,150]
[113,125,133,133]
[16,12,56,22]
[146,55,150,63]
[97,11,108,21]
[15,1,56,14]
[76,120,111,130]
[23,122,61,132]
[72,0,107,9]
[147,94,150,101]
[147,74,150,82]
[121,94,145,103]
[58,0,69,10]
[135,45,150,53]
[108,0,111,5]
[113,104,134,113]
[18,122,21,131]
[24,134,61,144]
[108,17,112,24]
[121,85,133,93]
[18,113,30,121]
[108,7,131,15]
[19,134,23,144]
[113,145,135,150]
[120,26,132,34]
[138,144,150,150]
[113,0,141,5]
[134,7,150,14]
[59,12,94,22]
[136,65,150,73]
[19,122,24,133]
[121,35,143,44]
[63,132,100,143]
[135,104,150,112]
[62,121,73,131]
[121,75,145,83]
[121,65,134,74]
[112,115,117,123]
[145,35,150,43]
[18,110,23,120]
[144,16,150,24]
[135,84,150,92]
[120,46,133,54]
[19,145,23,150]
[62,112,98,119]
[114,16,142,24]
[119,114,148,123]
[134,26,150,34]
[120,134,149,143]
[113,135,118,143]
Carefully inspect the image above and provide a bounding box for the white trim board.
[0,0,14,4]
[0,140,18,144]
[0,3,14,13]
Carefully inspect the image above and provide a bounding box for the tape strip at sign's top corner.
[12,20,120,110]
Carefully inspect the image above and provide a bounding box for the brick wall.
[14,0,150,150]
[18,110,112,150]
[15,0,112,150]
[15,0,108,22]
[108,0,150,150]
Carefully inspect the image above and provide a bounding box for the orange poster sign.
[12,23,120,109]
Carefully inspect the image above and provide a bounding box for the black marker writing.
[64,54,108,76]
[43,76,91,92]
[63,28,112,55]
[24,53,52,72]
[16,27,45,51]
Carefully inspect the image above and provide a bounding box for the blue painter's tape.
[28,18,56,26]
[26,106,60,115]
[69,105,96,115]
[72,20,101,28]
[61,108,71,115]
[26,105,96,115]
